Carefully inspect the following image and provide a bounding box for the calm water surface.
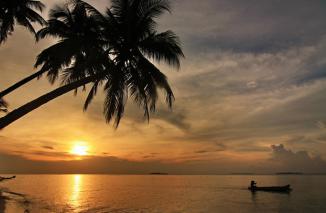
[0,175,325,212]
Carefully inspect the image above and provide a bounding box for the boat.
[248,184,291,192]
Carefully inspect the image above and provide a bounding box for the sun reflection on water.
[70,175,82,210]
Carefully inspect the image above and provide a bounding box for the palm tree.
[0,0,46,102]
[0,0,184,129]
[0,0,101,98]
[0,0,109,128]
[99,0,184,125]
[36,1,107,83]
[0,0,46,43]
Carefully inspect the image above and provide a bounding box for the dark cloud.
[0,151,239,174]
[269,144,326,173]
[142,152,160,159]
[41,146,54,150]
[151,108,190,130]
[164,0,326,54]
[13,150,73,159]
[286,136,320,146]
[234,145,270,153]
[194,143,227,154]
[194,150,210,154]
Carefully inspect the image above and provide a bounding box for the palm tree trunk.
[0,70,45,98]
[0,75,98,129]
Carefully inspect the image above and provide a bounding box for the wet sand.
[0,190,30,213]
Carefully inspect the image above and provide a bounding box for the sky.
[1,0,326,174]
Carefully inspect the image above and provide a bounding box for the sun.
[71,143,89,156]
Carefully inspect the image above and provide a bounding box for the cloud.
[163,41,326,147]
[0,144,325,174]
[234,145,270,153]
[269,144,326,173]
[12,150,74,160]
[2,0,326,174]
[142,152,159,159]
[162,0,326,54]
[194,143,227,154]
[0,151,235,174]
[151,108,190,130]
[41,146,54,150]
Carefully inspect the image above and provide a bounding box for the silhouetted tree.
[0,0,46,43]
[0,0,104,98]
[0,0,184,129]
[0,0,46,102]
[99,0,184,125]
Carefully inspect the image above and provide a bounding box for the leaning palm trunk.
[0,70,45,98]
[0,75,98,129]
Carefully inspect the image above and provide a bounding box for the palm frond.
[15,16,36,34]
[36,19,70,41]
[0,0,45,43]
[60,53,88,85]
[83,81,99,111]
[35,39,81,84]
[127,66,153,120]
[137,54,175,108]
[110,0,129,21]
[25,7,47,25]
[0,16,14,43]
[139,30,184,68]
[72,0,104,21]
[103,68,127,127]
[26,0,45,12]
[137,0,171,20]
[49,5,72,22]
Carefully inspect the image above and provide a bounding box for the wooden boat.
[248,184,291,192]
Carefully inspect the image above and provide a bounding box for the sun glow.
[71,142,89,156]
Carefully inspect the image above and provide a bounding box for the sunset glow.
[2,0,326,212]
[1,0,326,175]
[70,143,89,156]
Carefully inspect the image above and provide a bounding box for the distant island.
[276,172,304,175]
[230,173,256,175]
[149,173,169,175]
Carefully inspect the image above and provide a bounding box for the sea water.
[0,175,325,212]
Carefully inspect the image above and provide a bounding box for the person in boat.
[250,180,257,188]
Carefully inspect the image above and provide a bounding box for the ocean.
[0,175,325,212]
